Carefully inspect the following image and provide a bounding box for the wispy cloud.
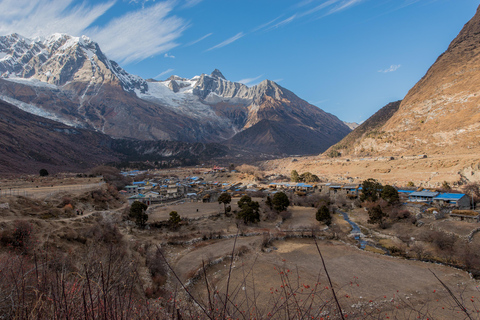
[238,74,264,85]
[89,2,187,64]
[327,0,364,15]
[253,16,283,32]
[0,0,115,38]
[185,32,212,47]
[378,64,401,73]
[206,32,245,51]
[300,0,340,17]
[164,53,175,58]
[154,68,175,79]
[267,15,297,30]
[183,0,203,8]
[0,0,188,65]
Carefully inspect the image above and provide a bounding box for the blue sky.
[0,0,479,122]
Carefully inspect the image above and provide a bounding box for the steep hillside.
[0,99,119,174]
[326,101,401,156]
[352,6,480,156]
[0,98,232,175]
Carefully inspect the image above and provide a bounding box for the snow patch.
[0,95,82,128]
[136,81,227,121]
[3,77,58,89]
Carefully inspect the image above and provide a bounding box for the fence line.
[0,182,105,199]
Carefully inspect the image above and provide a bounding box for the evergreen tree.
[218,192,232,215]
[291,170,300,182]
[272,192,290,212]
[316,205,332,226]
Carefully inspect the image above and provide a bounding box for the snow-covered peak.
[0,32,147,92]
[210,69,226,80]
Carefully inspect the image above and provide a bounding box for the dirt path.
[173,236,263,282]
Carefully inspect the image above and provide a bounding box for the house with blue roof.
[433,193,470,209]
[408,191,439,203]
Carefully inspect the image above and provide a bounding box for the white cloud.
[183,0,203,8]
[327,0,364,15]
[206,32,245,51]
[164,53,175,58]
[238,74,264,85]
[154,68,174,79]
[0,0,115,38]
[185,32,212,47]
[378,64,401,73]
[267,15,297,30]
[0,0,188,65]
[253,16,283,32]
[300,0,340,17]
[88,2,187,64]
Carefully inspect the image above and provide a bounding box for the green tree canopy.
[299,172,320,183]
[237,195,260,224]
[381,185,399,204]
[291,170,300,182]
[367,205,386,225]
[168,211,182,229]
[360,178,383,202]
[218,192,232,215]
[272,192,290,212]
[316,205,332,226]
[129,201,148,228]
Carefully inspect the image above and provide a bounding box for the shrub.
[218,193,232,215]
[360,178,383,202]
[367,205,386,225]
[129,201,148,228]
[272,192,290,212]
[168,211,182,230]
[237,195,260,224]
[39,168,49,176]
[389,209,411,221]
[381,185,399,204]
[291,170,300,182]
[316,205,332,226]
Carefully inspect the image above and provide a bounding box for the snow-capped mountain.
[0,33,147,91]
[0,33,350,155]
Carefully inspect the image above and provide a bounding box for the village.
[122,166,475,217]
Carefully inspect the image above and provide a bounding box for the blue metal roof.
[398,190,414,193]
[409,191,439,197]
[132,181,146,185]
[434,193,466,200]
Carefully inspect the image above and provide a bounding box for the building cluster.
[120,169,473,212]
[400,190,471,209]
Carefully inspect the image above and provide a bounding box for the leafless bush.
[428,230,457,252]
[0,220,34,253]
[389,208,411,220]
[83,218,123,244]
[279,210,292,221]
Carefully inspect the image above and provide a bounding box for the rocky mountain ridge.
[0,33,350,155]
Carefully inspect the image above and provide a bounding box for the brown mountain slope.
[325,101,401,156]
[223,81,351,155]
[0,99,120,174]
[353,6,480,156]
